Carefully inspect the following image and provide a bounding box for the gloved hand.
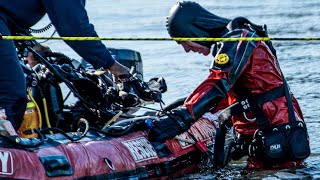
[119,76,163,103]
[107,61,130,83]
[148,107,193,142]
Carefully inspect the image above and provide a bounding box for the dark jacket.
[0,0,115,69]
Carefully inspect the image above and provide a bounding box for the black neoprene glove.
[148,107,193,142]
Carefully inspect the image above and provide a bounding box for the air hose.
[42,98,53,133]
[29,23,53,34]
[102,111,123,129]
[41,118,89,142]
[29,23,56,43]
[44,52,75,67]
[0,118,89,148]
[27,88,42,129]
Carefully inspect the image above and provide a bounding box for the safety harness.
[214,49,311,168]
[213,18,310,167]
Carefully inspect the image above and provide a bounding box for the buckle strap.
[231,84,286,129]
[252,85,285,105]
[230,85,285,115]
[282,80,296,124]
[170,107,193,131]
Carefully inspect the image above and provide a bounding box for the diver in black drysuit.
[0,0,129,129]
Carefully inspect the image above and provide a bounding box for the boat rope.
[2,35,320,42]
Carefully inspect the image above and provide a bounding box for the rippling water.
[33,0,320,179]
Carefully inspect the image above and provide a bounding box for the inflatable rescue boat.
[0,117,216,179]
[4,36,220,179]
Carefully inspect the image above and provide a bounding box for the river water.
[33,0,320,179]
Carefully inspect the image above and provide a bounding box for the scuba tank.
[18,101,39,138]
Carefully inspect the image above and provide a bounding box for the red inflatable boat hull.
[0,118,216,179]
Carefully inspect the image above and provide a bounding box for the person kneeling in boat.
[148,1,310,170]
[0,0,130,130]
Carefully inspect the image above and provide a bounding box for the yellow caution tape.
[2,35,320,41]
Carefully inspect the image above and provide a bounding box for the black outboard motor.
[109,48,143,81]
[81,48,143,81]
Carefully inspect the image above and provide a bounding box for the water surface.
[33,0,320,179]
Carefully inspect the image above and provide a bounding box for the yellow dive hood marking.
[215,54,230,65]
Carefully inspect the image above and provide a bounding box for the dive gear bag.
[249,120,310,164]
[237,80,311,165]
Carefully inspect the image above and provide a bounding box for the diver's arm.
[183,76,230,121]
[149,72,231,142]
[42,0,115,69]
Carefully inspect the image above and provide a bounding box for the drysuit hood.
[166,1,230,48]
